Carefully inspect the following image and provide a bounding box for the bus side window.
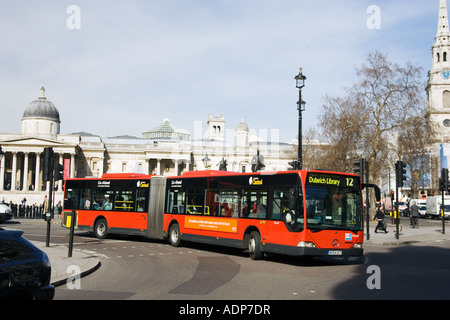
[243,190,267,219]
[93,189,114,211]
[64,181,82,210]
[167,190,185,214]
[115,190,134,212]
[80,183,92,210]
[219,190,240,218]
[205,190,220,216]
[186,187,205,215]
[136,189,147,212]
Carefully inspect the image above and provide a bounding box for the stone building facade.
[0,88,295,205]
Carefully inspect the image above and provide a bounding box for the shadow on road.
[332,244,450,299]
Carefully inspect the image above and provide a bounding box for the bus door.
[268,184,304,245]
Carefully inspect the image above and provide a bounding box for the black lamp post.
[294,68,307,170]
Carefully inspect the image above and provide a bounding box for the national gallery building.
[0,88,296,204]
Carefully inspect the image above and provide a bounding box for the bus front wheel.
[248,231,263,260]
[168,223,182,247]
[94,218,108,239]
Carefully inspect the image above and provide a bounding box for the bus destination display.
[306,172,360,188]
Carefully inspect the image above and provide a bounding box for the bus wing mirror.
[288,189,298,210]
[363,183,381,202]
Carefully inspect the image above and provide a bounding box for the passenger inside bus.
[221,202,234,217]
[102,197,113,211]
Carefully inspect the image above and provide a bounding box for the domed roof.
[236,119,249,131]
[142,118,191,141]
[22,87,60,122]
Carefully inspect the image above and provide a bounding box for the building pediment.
[0,136,77,149]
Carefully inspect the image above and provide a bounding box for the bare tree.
[317,51,428,217]
[398,115,435,198]
[319,51,425,182]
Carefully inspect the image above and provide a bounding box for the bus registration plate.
[328,250,342,256]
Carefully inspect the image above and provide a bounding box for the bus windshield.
[305,173,363,233]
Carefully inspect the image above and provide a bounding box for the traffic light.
[395,160,407,188]
[43,147,54,182]
[288,161,299,171]
[54,163,64,181]
[353,159,364,180]
[440,168,449,191]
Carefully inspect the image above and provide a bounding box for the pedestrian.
[43,195,48,213]
[410,201,420,228]
[374,205,388,233]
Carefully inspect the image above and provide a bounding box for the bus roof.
[66,170,358,181]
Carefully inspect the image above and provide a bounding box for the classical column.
[58,153,63,191]
[35,152,41,191]
[98,157,104,177]
[174,159,179,176]
[0,151,5,191]
[86,157,91,177]
[145,158,150,175]
[70,153,75,178]
[11,152,17,191]
[23,152,29,191]
[156,158,161,176]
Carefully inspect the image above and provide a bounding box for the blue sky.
[0,0,440,142]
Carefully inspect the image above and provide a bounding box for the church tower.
[207,113,225,141]
[428,0,450,144]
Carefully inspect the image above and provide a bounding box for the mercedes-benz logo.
[332,239,340,248]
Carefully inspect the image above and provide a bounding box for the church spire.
[432,0,450,72]
[437,0,450,40]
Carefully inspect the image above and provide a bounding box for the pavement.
[28,220,449,288]
[365,220,449,245]
[32,241,101,288]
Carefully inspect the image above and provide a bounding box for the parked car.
[0,203,13,223]
[0,228,54,300]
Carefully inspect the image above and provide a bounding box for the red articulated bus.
[62,170,380,259]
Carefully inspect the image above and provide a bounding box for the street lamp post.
[295,68,307,170]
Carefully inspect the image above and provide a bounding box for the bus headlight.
[297,241,316,248]
[353,243,363,249]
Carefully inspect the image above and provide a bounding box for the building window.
[443,90,450,108]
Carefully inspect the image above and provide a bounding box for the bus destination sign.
[306,172,360,189]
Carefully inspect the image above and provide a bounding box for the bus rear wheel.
[94,218,108,239]
[248,231,263,260]
[168,223,182,247]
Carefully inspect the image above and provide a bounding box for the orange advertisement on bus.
[184,216,238,233]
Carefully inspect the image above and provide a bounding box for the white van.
[426,196,450,219]
[410,199,427,217]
